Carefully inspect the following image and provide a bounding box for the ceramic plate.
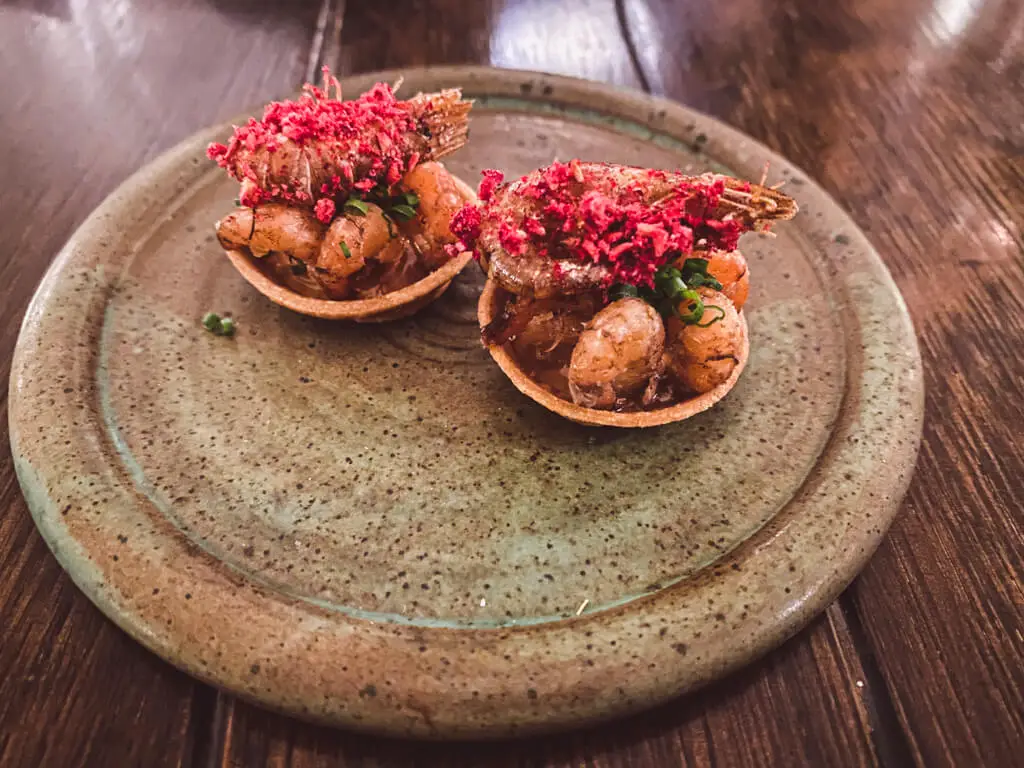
[8,67,923,738]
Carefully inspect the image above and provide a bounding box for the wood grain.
[216,606,878,767]
[335,0,644,89]
[620,0,1024,765]
[0,0,323,765]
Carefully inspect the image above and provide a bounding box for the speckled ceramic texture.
[8,67,923,738]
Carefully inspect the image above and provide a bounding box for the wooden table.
[1,0,1021,765]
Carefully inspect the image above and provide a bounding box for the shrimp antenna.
[318,65,343,100]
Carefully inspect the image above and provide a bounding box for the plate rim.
[8,65,924,738]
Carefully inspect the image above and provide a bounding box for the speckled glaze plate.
[8,67,923,738]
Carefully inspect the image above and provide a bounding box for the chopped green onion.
[202,312,235,337]
[686,272,723,291]
[385,217,396,239]
[344,198,369,216]
[677,289,705,324]
[402,191,420,207]
[680,258,722,290]
[694,305,726,327]
[682,257,710,275]
[389,204,417,221]
[340,241,352,259]
[233,197,241,207]
[638,285,660,304]
[609,284,639,301]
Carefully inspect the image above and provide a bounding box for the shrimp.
[482,292,602,347]
[665,288,743,394]
[568,298,666,409]
[260,252,334,299]
[216,204,326,262]
[208,71,471,213]
[398,162,464,267]
[705,249,749,310]
[488,251,609,300]
[513,310,589,361]
[462,161,797,300]
[318,202,393,276]
[320,202,437,298]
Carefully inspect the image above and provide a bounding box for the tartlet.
[452,161,796,426]
[208,70,474,321]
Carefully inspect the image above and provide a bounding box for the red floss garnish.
[238,180,265,208]
[478,169,505,202]
[206,67,422,217]
[498,221,528,255]
[523,216,546,237]
[493,161,744,288]
[314,198,336,224]
[450,204,483,258]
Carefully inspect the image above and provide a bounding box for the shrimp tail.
[408,88,473,161]
[717,178,799,229]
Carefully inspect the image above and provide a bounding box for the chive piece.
[694,305,726,327]
[233,197,241,207]
[677,289,705,324]
[390,204,417,221]
[609,284,639,301]
[340,241,352,259]
[385,216,396,239]
[344,198,369,216]
[682,257,710,275]
[402,191,420,207]
[219,317,236,336]
[202,312,221,332]
[667,276,687,298]
[686,272,723,291]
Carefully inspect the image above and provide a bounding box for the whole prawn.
[461,160,797,410]
[209,69,473,301]
[457,161,796,300]
[208,68,472,221]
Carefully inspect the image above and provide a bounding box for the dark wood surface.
[0,0,1020,765]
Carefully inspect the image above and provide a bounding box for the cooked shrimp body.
[513,310,589,361]
[478,165,667,299]
[317,202,392,277]
[216,204,326,262]
[208,74,471,212]
[489,251,609,301]
[705,249,750,310]
[568,298,666,409]
[482,292,602,347]
[398,161,463,267]
[472,162,796,299]
[665,288,743,394]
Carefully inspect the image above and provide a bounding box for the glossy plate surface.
[8,67,922,737]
